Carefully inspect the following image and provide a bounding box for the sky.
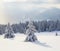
[0,0,60,24]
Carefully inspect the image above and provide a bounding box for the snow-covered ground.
[35,31,60,36]
[0,32,60,51]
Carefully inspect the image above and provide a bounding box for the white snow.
[0,32,60,51]
[35,31,60,36]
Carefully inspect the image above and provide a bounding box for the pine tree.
[25,21,38,42]
[4,23,15,38]
[56,32,58,36]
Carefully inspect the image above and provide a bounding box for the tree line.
[0,20,60,35]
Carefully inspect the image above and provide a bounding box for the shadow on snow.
[32,41,52,48]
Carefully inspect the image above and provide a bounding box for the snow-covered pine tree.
[25,21,38,42]
[4,23,15,38]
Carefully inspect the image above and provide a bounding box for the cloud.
[4,2,60,24]
[26,0,60,4]
[55,0,60,3]
[3,0,60,4]
[2,0,60,24]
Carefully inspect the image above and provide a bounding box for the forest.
[0,20,60,35]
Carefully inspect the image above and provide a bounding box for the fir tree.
[4,23,15,38]
[25,21,38,42]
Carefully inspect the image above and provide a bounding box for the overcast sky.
[0,0,60,24]
[3,0,60,3]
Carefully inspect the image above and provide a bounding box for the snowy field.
[35,31,60,36]
[0,32,60,51]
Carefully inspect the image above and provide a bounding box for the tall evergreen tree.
[4,23,15,38]
[25,21,37,42]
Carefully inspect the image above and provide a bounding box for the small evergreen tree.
[4,23,15,38]
[25,21,38,42]
[56,32,58,36]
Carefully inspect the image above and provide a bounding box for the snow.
[0,32,60,51]
[35,31,60,36]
